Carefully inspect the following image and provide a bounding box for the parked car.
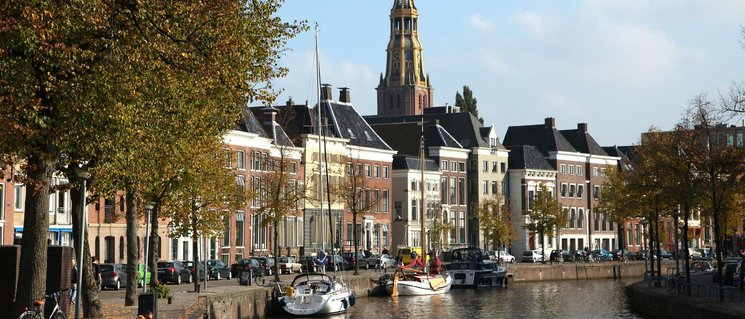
[494,251,516,263]
[658,249,673,260]
[327,255,349,271]
[300,256,317,273]
[100,263,126,290]
[122,263,151,287]
[522,250,543,263]
[157,261,192,285]
[253,257,276,276]
[278,256,303,274]
[714,261,739,285]
[230,258,262,278]
[341,251,367,269]
[367,253,397,269]
[560,250,575,262]
[733,259,745,288]
[205,260,231,280]
[690,260,713,272]
[591,249,613,261]
[687,248,702,258]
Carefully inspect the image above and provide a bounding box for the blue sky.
[268,0,745,146]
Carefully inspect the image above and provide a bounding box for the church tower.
[376,0,433,116]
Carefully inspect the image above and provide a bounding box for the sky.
[267,0,745,146]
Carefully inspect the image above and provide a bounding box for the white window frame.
[236,150,245,170]
[14,184,24,211]
[560,164,566,174]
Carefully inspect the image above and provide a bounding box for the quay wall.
[509,262,646,282]
[625,282,742,319]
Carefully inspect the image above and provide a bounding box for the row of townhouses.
[2,0,713,265]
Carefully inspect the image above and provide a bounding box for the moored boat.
[445,246,506,288]
[278,273,355,316]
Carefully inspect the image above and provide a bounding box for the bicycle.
[253,269,266,286]
[667,274,684,295]
[19,291,66,319]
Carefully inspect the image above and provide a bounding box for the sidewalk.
[630,270,745,318]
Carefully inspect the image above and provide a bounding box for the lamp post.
[142,203,154,293]
[73,167,90,319]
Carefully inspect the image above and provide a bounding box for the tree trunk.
[14,155,54,317]
[149,205,160,288]
[70,183,103,318]
[647,215,655,278]
[655,211,662,284]
[192,214,200,293]
[682,203,691,294]
[274,220,281,282]
[353,212,359,275]
[125,191,139,306]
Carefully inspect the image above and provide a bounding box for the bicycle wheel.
[54,310,66,319]
[18,310,41,319]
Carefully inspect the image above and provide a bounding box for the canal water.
[330,279,641,319]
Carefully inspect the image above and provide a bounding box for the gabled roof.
[246,107,295,147]
[319,101,392,150]
[507,145,554,170]
[560,124,608,156]
[392,154,440,172]
[426,124,462,148]
[603,145,635,171]
[236,107,269,138]
[503,118,576,155]
[365,111,506,150]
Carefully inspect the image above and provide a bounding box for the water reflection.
[338,279,641,319]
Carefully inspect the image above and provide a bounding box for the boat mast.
[420,117,426,268]
[315,23,326,254]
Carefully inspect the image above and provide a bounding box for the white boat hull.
[387,274,452,296]
[280,273,354,316]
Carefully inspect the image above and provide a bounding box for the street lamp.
[73,167,90,319]
[142,203,154,293]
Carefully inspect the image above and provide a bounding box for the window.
[171,238,179,260]
[223,149,232,168]
[14,184,24,210]
[365,165,371,177]
[382,190,389,212]
[569,208,576,228]
[458,178,465,205]
[394,202,402,220]
[470,160,477,171]
[104,236,115,263]
[451,162,457,172]
[602,214,607,231]
[527,190,535,210]
[569,184,576,198]
[236,150,245,170]
[450,177,456,204]
[383,166,389,179]
[577,185,584,198]
[119,236,125,260]
[593,167,599,177]
[483,161,488,172]
[236,175,246,201]
[236,211,245,247]
[569,165,575,175]
[411,199,418,221]
[560,164,566,174]
[410,180,416,191]
[593,186,601,200]
[501,162,506,173]
[382,224,389,246]
[492,161,498,172]
[459,162,466,172]
[577,209,584,229]
[483,180,489,195]
[222,215,230,247]
[576,165,583,176]
[594,212,600,231]
[459,211,466,243]
[291,162,297,174]
[441,160,448,171]
[374,190,381,212]
[374,166,380,178]
[450,211,456,241]
[0,184,4,220]
[560,183,567,197]
[491,181,498,195]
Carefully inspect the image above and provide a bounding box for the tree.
[1,0,304,314]
[253,146,305,282]
[330,157,380,275]
[473,193,517,253]
[427,206,452,252]
[164,147,246,292]
[525,183,567,263]
[454,85,483,124]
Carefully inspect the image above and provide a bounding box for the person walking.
[71,259,78,303]
[92,256,102,290]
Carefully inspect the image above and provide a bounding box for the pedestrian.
[381,247,389,255]
[92,256,102,290]
[71,259,78,304]
[315,251,327,273]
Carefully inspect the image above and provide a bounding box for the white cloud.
[514,10,547,38]
[468,13,496,33]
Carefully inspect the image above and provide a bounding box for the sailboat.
[278,24,355,316]
[387,121,452,296]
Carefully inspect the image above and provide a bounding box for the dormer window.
[364,130,373,141]
[347,128,356,139]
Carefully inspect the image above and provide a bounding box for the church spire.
[376,0,433,116]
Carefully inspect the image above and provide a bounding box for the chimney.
[263,107,277,124]
[286,97,294,107]
[320,84,333,101]
[577,123,588,132]
[544,117,555,128]
[339,87,351,103]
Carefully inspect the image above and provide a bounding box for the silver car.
[100,263,127,290]
[366,253,396,269]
